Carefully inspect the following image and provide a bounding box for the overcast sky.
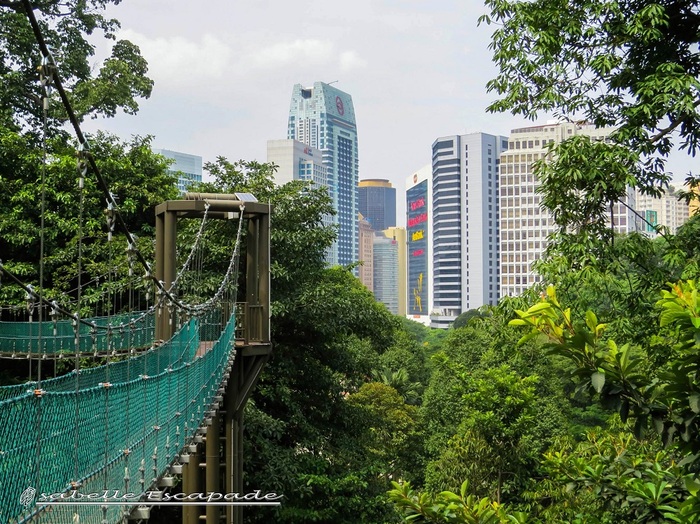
[83,0,693,219]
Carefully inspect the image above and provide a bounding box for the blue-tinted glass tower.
[359,179,396,231]
[288,82,359,267]
[154,149,203,194]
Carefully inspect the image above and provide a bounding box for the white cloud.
[243,39,335,70]
[339,51,367,72]
[116,29,232,89]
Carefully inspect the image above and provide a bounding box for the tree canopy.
[1,0,153,130]
[481,0,700,189]
[480,0,700,252]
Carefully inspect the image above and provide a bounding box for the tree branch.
[0,0,23,9]
[649,101,700,143]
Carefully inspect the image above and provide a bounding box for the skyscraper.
[406,165,432,326]
[373,233,399,314]
[288,82,359,267]
[430,133,507,328]
[359,179,396,230]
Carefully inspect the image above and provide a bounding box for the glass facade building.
[359,179,396,230]
[154,149,203,194]
[288,82,359,267]
[406,172,430,321]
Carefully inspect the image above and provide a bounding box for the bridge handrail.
[0,312,236,523]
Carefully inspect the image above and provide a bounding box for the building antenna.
[327,80,339,85]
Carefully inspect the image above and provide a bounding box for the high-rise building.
[373,233,399,314]
[358,213,374,291]
[359,179,396,230]
[384,227,407,316]
[288,82,359,267]
[430,133,507,328]
[636,186,690,236]
[498,122,638,298]
[154,149,202,193]
[406,165,432,326]
[266,139,330,189]
[267,139,335,263]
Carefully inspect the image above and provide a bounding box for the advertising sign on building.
[407,181,428,315]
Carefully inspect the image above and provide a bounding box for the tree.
[531,213,700,348]
[419,313,577,504]
[452,308,491,330]
[481,0,700,196]
[0,0,162,313]
[192,159,409,523]
[423,365,540,502]
[480,7,700,516]
[1,0,153,129]
[509,282,700,522]
[526,425,695,524]
[0,129,178,310]
[347,382,421,482]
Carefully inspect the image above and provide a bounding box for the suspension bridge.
[0,2,273,523]
[0,195,272,524]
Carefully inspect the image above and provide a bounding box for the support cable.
[18,0,210,316]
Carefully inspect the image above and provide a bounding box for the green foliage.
[511,282,700,475]
[532,214,700,352]
[0,0,153,128]
[375,329,430,404]
[0,127,177,311]
[454,4,700,514]
[348,382,421,481]
[424,365,539,500]
[480,0,700,193]
[533,136,639,243]
[193,159,409,522]
[525,426,698,524]
[389,480,527,523]
[452,308,491,330]
[423,314,573,441]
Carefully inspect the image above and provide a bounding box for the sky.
[83,0,694,220]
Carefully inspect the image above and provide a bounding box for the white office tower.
[636,186,690,237]
[405,165,432,326]
[267,139,329,188]
[498,122,638,298]
[267,139,335,262]
[430,133,507,329]
[373,233,400,314]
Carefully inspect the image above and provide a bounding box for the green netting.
[0,319,196,400]
[0,312,235,524]
[0,312,156,356]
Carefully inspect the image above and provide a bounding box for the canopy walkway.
[0,3,272,523]
[1,314,232,523]
[0,313,155,359]
[0,196,272,524]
